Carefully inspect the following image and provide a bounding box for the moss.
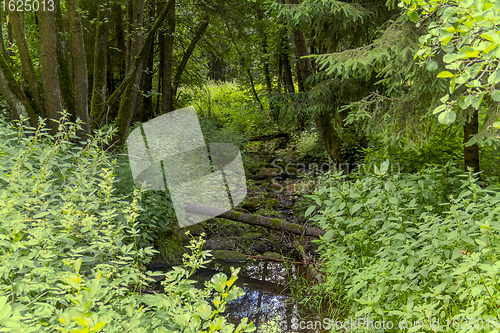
[213,250,246,263]
[269,218,282,228]
[155,227,189,266]
[230,211,243,220]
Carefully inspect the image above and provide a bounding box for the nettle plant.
[0,114,254,332]
[307,161,500,332]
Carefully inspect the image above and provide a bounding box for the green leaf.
[443,54,459,63]
[438,110,457,124]
[426,60,438,71]
[408,11,419,22]
[433,104,446,114]
[491,90,500,101]
[304,206,315,217]
[437,71,455,78]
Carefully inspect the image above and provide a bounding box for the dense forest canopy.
[0,0,498,169]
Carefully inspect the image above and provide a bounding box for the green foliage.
[0,114,254,332]
[292,131,330,162]
[309,162,500,332]
[180,81,276,139]
[407,0,500,132]
[362,126,464,173]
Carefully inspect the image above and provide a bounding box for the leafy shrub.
[308,161,500,332]
[0,114,254,332]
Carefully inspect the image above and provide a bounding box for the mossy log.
[185,203,325,237]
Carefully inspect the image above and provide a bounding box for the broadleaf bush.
[309,162,500,332]
[0,114,254,333]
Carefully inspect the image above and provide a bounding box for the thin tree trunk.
[7,19,13,70]
[161,0,175,114]
[129,0,146,124]
[67,0,90,136]
[225,23,265,113]
[38,9,64,134]
[255,6,272,94]
[282,33,295,94]
[90,0,110,129]
[8,9,45,117]
[156,27,164,117]
[295,58,304,92]
[139,0,156,122]
[0,13,7,63]
[464,108,480,172]
[0,53,37,126]
[54,1,76,117]
[125,0,133,72]
[172,18,208,98]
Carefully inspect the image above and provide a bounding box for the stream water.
[191,259,331,333]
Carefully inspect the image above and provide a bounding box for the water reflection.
[191,259,330,333]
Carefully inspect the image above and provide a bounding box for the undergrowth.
[307,160,500,332]
[0,114,255,333]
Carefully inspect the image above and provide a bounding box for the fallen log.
[249,133,289,141]
[243,254,303,265]
[184,203,325,237]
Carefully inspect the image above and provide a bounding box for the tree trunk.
[67,0,90,136]
[287,0,313,91]
[0,53,37,126]
[161,0,175,114]
[315,111,344,163]
[8,9,45,117]
[0,13,8,68]
[156,26,164,117]
[464,108,480,173]
[172,18,209,98]
[111,0,176,147]
[54,1,76,117]
[185,204,325,237]
[255,6,272,95]
[282,33,295,94]
[139,0,156,122]
[7,18,13,70]
[90,0,110,129]
[38,9,64,134]
[128,0,146,124]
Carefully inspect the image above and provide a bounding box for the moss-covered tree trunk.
[161,0,175,114]
[90,0,110,129]
[7,9,45,117]
[67,0,90,137]
[0,53,37,126]
[464,108,480,173]
[38,9,64,134]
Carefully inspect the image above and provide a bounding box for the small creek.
[190,259,331,333]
